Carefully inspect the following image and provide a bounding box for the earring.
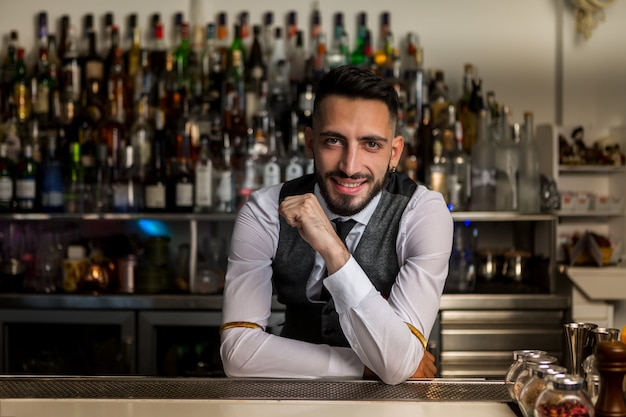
[390,166,397,173]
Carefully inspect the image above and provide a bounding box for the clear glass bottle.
[0,143,15,212]
[41,135,64,213]
[447,121,471,211]
[493,105,518,211]
[470,109,496,211]
[534,374,594,417]
[517,111,541,213]
[518,364,567,417]
[194,137,214,212]
[505,349,547,400]
[514,355,559,402]
[15,143,38,212]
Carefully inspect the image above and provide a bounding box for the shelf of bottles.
[0,5,553,298]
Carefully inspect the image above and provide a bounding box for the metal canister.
[118,255,137,294]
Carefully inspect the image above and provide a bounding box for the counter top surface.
[0,377,520,417]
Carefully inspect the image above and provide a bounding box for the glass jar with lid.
[514,355,558,402]
[534,374,594,417]
[505,349,547,399]
[518,363,567,417]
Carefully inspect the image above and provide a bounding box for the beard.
[315,168,389,217]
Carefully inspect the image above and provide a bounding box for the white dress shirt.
[220,181,453,385]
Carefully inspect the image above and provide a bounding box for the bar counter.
[0,377,520,417]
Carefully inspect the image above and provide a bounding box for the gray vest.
[272,173,416,347]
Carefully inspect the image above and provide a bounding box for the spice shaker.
[505,349,547,400]
[514,355,559,402]
[518,363,567,417]
[534,374,594,417]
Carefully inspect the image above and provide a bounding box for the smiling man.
[220,65,453,385]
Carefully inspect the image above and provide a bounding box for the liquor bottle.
[267,27,290,130]
[493,105,518,211]
[201,23,224,118]
[312,32,328,81]
[428,137,449,205]
[469,109,496,212]
[77,85,104,186]
[46,34,62,104]
[125,14,141,80]
[129,94,153,185]
[457,63,477,153]
[447,121,471,212]
[350,12,369,67]
[286,10,298,58]
[429,69,452,130]
[174,22,192,95]
[84,25,105,95]
[39,134,65,212]
[172,99,194,213]
[2,98,22,164]
[64,141,85,213]
[133,48,156,112]
[78,14,94,89]
[33,12,52,128]
[237,133,261,209]
[144,109,169,212]
[62,25,82,103]
[215,132,235,213]
[239,11,251,51]
[58,15,70,60]
[106,44,129,127]
[289,31,307,90]
[99,96,125,173]
[13,48,31,123]
[216,12,230,71]
[284,111,305,181]
[517,111,541,213]
[261,12,274,66]
[373,11,392,74]
[262,122,283,187]
[326,13,349,71]
[15,144,38,212]
[102,13,116,67]
[309,1,322,57]
[150,20,168,78]
[0,30,19,116]
[0,143,15,212]
[246,25,266,97]
[194,137,214,212]
[92,142,112,213]
[111,144,140,212]
[403,32,424,133]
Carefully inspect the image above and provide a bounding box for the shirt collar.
[314,183,382,226]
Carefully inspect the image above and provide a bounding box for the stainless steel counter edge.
[0,293,570,310]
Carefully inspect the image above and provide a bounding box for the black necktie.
[333,219,357,248]
[320,219,357,301]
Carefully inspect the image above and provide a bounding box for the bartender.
[220,65,453,385]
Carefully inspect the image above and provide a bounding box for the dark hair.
[313,65,399,127]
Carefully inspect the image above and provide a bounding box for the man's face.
[305,95,404,216]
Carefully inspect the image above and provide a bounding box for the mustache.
[325,171,371,180]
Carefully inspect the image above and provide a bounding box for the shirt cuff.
[324,256,373,313]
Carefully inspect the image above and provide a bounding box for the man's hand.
[279,193,349,274]
[409,350,437,379]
